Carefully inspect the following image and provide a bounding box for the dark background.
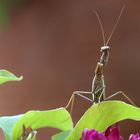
[0,0,140,139]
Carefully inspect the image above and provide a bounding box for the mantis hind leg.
[105,91,136,106]
[65,91,93,115]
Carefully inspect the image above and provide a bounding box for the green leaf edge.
[0,114,23,140]
[65,100,140,140]
[12,108,73,140]
[0,69,23,84]
[52,130,72,140]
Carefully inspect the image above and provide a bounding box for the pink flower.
[81,124,140,140]
[81,128,107,140]
[105,124,124,140]
[129,133,140,140]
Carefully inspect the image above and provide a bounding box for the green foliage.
[0,115,23,140]
[12,108,73,140]
[0,108,73,140]
[0,69,23,139]
[0,70,22,84]
[1,69,140,140]
[1,99,140,140]
[65,101,140,140]
[52,130,72,140]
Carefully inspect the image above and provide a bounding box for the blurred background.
[0,0,140,139]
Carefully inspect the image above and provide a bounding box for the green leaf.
[52,130,72,140]
[66,100,140,140]
[0,69,23,84]
[12,108,73,140]
[0,114,23,140]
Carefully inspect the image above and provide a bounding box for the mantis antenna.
[94,5,125,46]
[94,11,106,46]
[106,5,126,45]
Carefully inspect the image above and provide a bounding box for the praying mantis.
[65,6,135,114]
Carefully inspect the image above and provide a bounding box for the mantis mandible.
[65,6,135,114]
